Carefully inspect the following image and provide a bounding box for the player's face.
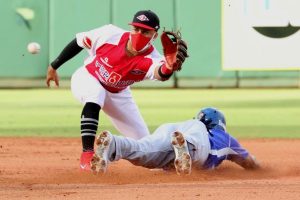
[129,26,158,52]
[131,26,157,38]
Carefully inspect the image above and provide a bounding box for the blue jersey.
[202,129,249,169]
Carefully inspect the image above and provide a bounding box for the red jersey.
[76,24,165,93]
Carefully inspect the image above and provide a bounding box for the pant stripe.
[81,133,97,137]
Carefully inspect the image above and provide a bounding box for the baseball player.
[90,107,260,175]
[45,10,188,171]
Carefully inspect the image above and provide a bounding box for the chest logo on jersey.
[130,69,146,75]
[100,57,113,68]
[95,60,122,84]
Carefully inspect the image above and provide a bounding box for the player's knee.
[81,102,101,118]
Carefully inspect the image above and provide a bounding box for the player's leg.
[91,130,114,174]
[171,131,192,175]
[91,130,175,174]
[78,102,100,170]
[102,88,150,139]
[116,135,176,169]
[91,126,198,174]
[71,67,106,170]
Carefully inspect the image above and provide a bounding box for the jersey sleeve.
[227,136,249,160]
[202,130,250,169]
[76,24,125,54]
[76,25,108,49]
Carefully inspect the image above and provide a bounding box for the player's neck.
[125,41,138,57]
[126,40,149,56]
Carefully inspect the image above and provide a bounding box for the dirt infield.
[0,138,299,200]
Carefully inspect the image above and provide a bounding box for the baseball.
[27,42,40,54]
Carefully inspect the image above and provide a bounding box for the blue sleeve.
[203,129,249,169]
[228,135,249,159]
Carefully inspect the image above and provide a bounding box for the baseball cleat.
[171,131,192,175]
[79,151,94,171]
[91,130,112,174]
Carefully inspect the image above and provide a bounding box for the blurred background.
[0,0,299,138]
[1,0,300,88]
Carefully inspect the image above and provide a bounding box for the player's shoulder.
[209,128,241,145]
[209,128,230,138]
[84,24,127,38]
[102,24,127,34]
[93,24,128,46]
[96,24,127,39]
[209,128,226,135]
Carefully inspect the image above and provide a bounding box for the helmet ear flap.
[199,114,210,125]
[196,107,226,131]
[198,113,213,129]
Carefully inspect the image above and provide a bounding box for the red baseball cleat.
[79,151,94,171]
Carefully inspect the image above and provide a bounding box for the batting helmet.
[195,107,226,131]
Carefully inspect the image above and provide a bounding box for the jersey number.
[108,72,121,84]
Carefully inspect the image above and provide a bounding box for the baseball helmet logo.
[137,15,149,21]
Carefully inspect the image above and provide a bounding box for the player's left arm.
[226,135,260,170]
[153,63,173,81]
[153,31,189,81]
[228,154,260,170]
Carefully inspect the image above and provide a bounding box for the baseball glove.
[160,30,189,71]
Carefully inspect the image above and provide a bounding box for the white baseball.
[27,42,40,54]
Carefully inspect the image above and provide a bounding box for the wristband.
[158,65,173,79]
[161,64,173,74]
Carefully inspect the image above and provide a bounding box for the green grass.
[0,88,300,138]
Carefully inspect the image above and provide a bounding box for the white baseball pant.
[71,66,150,139]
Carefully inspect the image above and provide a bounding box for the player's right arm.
[46,24,123,87]
[46,39,83,87]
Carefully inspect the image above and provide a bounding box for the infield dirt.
[0,138,299,200]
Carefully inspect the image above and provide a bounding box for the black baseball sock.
[81,102,101,152]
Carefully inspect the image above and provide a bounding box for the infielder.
[45,10,188,170]
[91,107,260,175]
